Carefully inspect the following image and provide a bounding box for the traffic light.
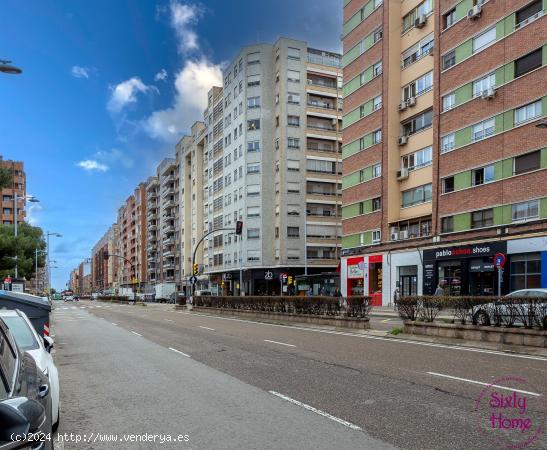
[235,220,243,235]
[193,263,199,275]
[103,250,109,260]
[288,276,293,285]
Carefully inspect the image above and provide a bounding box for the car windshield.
[2,316,40,351]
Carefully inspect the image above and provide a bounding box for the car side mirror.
[43,336,54,353]
[0,397,46,441]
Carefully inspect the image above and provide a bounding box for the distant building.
[0,156,26,225]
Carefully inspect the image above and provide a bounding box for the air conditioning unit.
[407,96,417,107]
[467,5,482,20]
[397,168,409,180]
[400,230,409,239]
[415,15,427,28]
[398,100,408,111]
[481,87,496,99]
[398,136,408,146]
[391,232,399,241]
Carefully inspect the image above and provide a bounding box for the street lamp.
[0,59,22,75]
[13,194,40,279]
[46,232,62,296]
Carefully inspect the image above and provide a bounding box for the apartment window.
[515,100,542,124]
[247,52,260,65]
[473,72,496,97]
[247,96,260,108]
[287,204,300,216]
[247,119,260,131]
[402,0,432,33]
[472,117,495,141]
[287,182,300,193]
[247,206,260,218]
[287,226,300,238]
[443,8,456,29]
[287,249,300,260]
[247,140,260,152]
[247,74,260,87]
[441,216,454,233]
[402,109,432,136]
[473,27,496,53]
[402,146,432,171]
[402,184,432,207]
[247,250,260,261]
[359,202,366,215]
[288,92,300,104]
[372,230,381,244]
[247,163,260,174]
[403,71,433,100]
[287,47,301,60]
[3,208,12,215]
[441,133,455,153]
[287,70,300,83]
[373,28,383,43]
[472,165,495,186]
[372,197,381,211]
[247,184,260,196]
[288,115,300,127]
[515,49,542,78]
[471,208,494,228]
[510,253,541,290]
[512,199,539,221]
[442,93,456,111]
[307,159,335,173]
[372,163,382,178]
[514,150,540,175]
[401,33,434,68]
[373,95,382,111]
[516,0,543,28]
[443,177,454,193]
[247,228,260,239]
[373,61,382,76]
[373,129,382,144]
[287,160,300,172]
[442,50,456,70]
[288,137,300,149]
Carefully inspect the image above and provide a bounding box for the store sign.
[424,242,507,261]
[469,262,495,272]
[347,264,364,279]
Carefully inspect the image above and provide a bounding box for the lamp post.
[0,60,22,75]
[46,232,62,296]
[13,194,39,278]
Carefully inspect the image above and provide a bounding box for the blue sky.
[1,0,342,290]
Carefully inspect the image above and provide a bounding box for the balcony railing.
[307,124,337,132]
[307,102,339,111]
[307,79,337,89]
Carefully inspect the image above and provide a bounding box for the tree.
[0,167,13,189]
[0,222,46,280]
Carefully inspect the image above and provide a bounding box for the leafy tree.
[0,167,13,189]
[0,222,46,280]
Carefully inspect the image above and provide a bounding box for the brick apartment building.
[340,0,546,304]
[0,156,26,225]
[91,225,118,293]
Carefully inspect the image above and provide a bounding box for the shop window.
[398,266,418,296]
[510,253,541,290]
[438,262,462,296]
[471,208,493,229]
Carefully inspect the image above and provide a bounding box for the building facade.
[91,225,118,293]
[0,156,26,226]
[341,0,547,304]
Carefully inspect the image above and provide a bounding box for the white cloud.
[27,202,43,226]
[76,160,109,172]
[71,65,90,78]
[169,1,201,54]
[145,58,222,141]
[154,69,168,81]
[107,77,156,114]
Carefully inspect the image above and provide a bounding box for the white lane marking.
[180,312,547,362]
[264,339,296,348]
[269,391,361,430]
[111,323,118,326]
[169,347,191,358]
[131,331,142,337]
[381,319,391,323]
[62,307,68,310]
[427,372,541,396]
[164,319,174,322]
[199,326,216,331]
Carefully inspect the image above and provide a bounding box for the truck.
[155,283,176,303]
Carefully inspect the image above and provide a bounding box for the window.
[471,208,494,228]
[472,165,495,186]
[247,206,260,217]
[515,100,542,124]
[515,0,542,28]
[401,184,432,207]
[287,47,301,60]
[287,249,300,260]
[472,117,495,141]
[288,115,300,127]
[247,163,260,174]
[402,109,432,136]
[403,71,433,100]
[247,52,260,64]
[515,49,542,78]
[373,28,383,43]
[372,230,381,244]
[372,197,381,211]
[247,141,260,152]
[3,208,12,215]
[288,137,300,149]
[442,50,456,70]
[287,226,300,238]
[401,33,434,68]
[287,160,300,172]
[287,204,300,216]
[443,8,456,29]
[442,93,455,111]
[373,129,382,144]
[372,163,382,178]
[247,119,260,131]
[514,150,540,175]
[247,96,260,108]
[473,27,496,53]
[473,72,496,97]
[373,95,382,111]
[287,70,300,82]
[402,146,432,171]
[402,0,432,33]
[441,216,454,233]
[247,185,260,196]
[247,74,260,87]
[307,159,336,173]
[443,177,454,193]
[247,250,260,261]
[373,61,382,76]
[288,92,300,104]
[512,199,539,221]
[510,253,541,290]
[287,182,300,193]
[441,133,455,153]
[247,228,260,239]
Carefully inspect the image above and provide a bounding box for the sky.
[1,0,343,290]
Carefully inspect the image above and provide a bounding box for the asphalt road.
[51,301,547,450]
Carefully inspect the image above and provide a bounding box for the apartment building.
[0,156,26,225]
[201,38,343,295]
[91,225,118,293]
[340,0,546,304]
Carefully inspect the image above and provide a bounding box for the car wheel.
[474,310,491,326]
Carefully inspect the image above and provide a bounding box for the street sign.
[222,273,232,280]
[279,272,287,281]
[4,277,11,284]
[190,276,197,285]
[264,270,274,280]
[493,253,506,269]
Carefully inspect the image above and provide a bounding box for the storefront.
[422,241,507,296]
[388,250,423,299]
[341,254,384,305]
[507,236,547,290]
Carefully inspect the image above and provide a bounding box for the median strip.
[169,347,191,358]
[269,391,361,430]
[264,339,296,348]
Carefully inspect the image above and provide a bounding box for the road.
[51,301,547,450]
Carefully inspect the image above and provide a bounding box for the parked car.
[0,316,53,450]
[472,288,547,327]
[0,309,60,431]
[64,295,74,302]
